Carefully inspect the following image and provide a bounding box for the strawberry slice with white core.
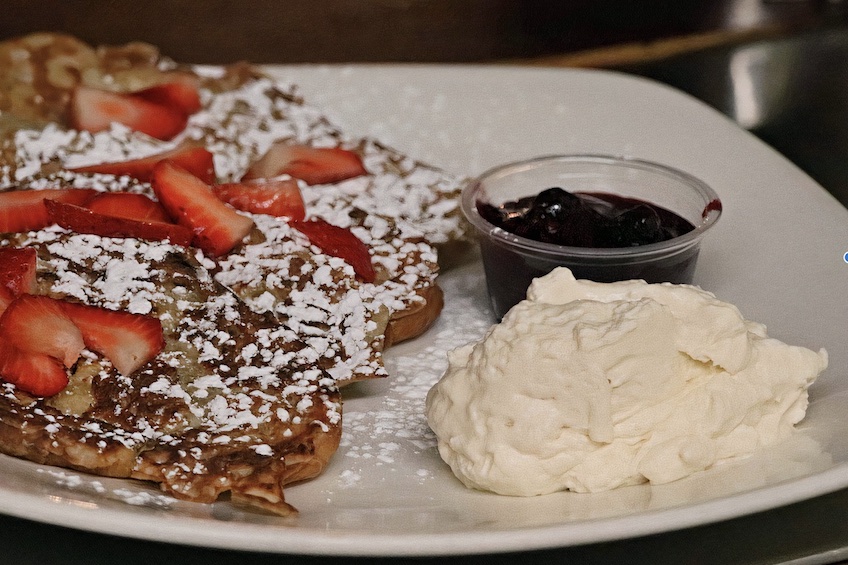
[0,188,97,233]
[0,247,37,297]
[70,86,189,141]
[212,177,306,220]
[242,144,367,185]
[86,192,172,223]
[0,342,69,397]
[152,160,255,257]
[293,218,376,283]
[61,301,164,376]
[69,144,216,184]
[0,295,84,368]
[45,199,193,247]
[133,79,202,115]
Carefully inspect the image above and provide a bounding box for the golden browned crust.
[385,284,444,348]
[0,392,139,477]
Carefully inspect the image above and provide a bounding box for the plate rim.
[1,457,847,556]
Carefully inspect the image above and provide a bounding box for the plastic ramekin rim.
[460,154,722,259]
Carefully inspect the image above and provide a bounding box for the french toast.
[0,228,342,515]
[0,32,467,514]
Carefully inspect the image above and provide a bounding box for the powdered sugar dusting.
[0,55,469,515]
[3,71,462,386]
[327,264,492,491]
[37,468,177,508]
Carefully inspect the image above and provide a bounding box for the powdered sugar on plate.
[37,468,177,509]
[323,261,493,492]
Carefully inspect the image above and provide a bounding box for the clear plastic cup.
[461,155,723,319]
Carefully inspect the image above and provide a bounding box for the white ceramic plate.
[1,65,847,557]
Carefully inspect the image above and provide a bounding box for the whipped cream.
[425,267,828,496]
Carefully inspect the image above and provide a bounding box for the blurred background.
[0,0,842,64]
[3,0,848,205]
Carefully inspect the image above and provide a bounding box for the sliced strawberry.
[44,199,193,247]
[61,301,164,376]
[134,79,202,115]
[0,286,13,316]
[86,192,172,223]
[152,160,255,257]
[68,144,216,184]
[0,188,97,233]
[0,247,37,297]
[0,295,84,368]
[293,219,376,282]
[0,245,37,323]
[212,178,306,220]
[70,85,188,141]
[0,342,69,397]
[242,143,367,185]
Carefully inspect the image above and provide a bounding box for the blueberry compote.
[476,187,704,319]
[478,187,695,248]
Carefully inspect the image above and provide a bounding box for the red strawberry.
[0,188,97,233]
[152,161,254,257]
[0,247,37,298]
[70,86,188,141]
[134,79,202,115]
[61,301,164,376]
[0,343,69,397]
[69,144,216,184]
[86,192,172,223]
[212,178,306,220]
[293,219,376,282]
[242,143,367,185]
[0,295,84,368]
[44,199,193,247]
[0,286,13,316]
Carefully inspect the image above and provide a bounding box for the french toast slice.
[216,211,442,384]
[0,228,341,515]
[0,32,467,244]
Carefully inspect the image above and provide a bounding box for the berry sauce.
[477,187,695,248]
[476,187,703,319]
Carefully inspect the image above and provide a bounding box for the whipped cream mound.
[425,267,828,496]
